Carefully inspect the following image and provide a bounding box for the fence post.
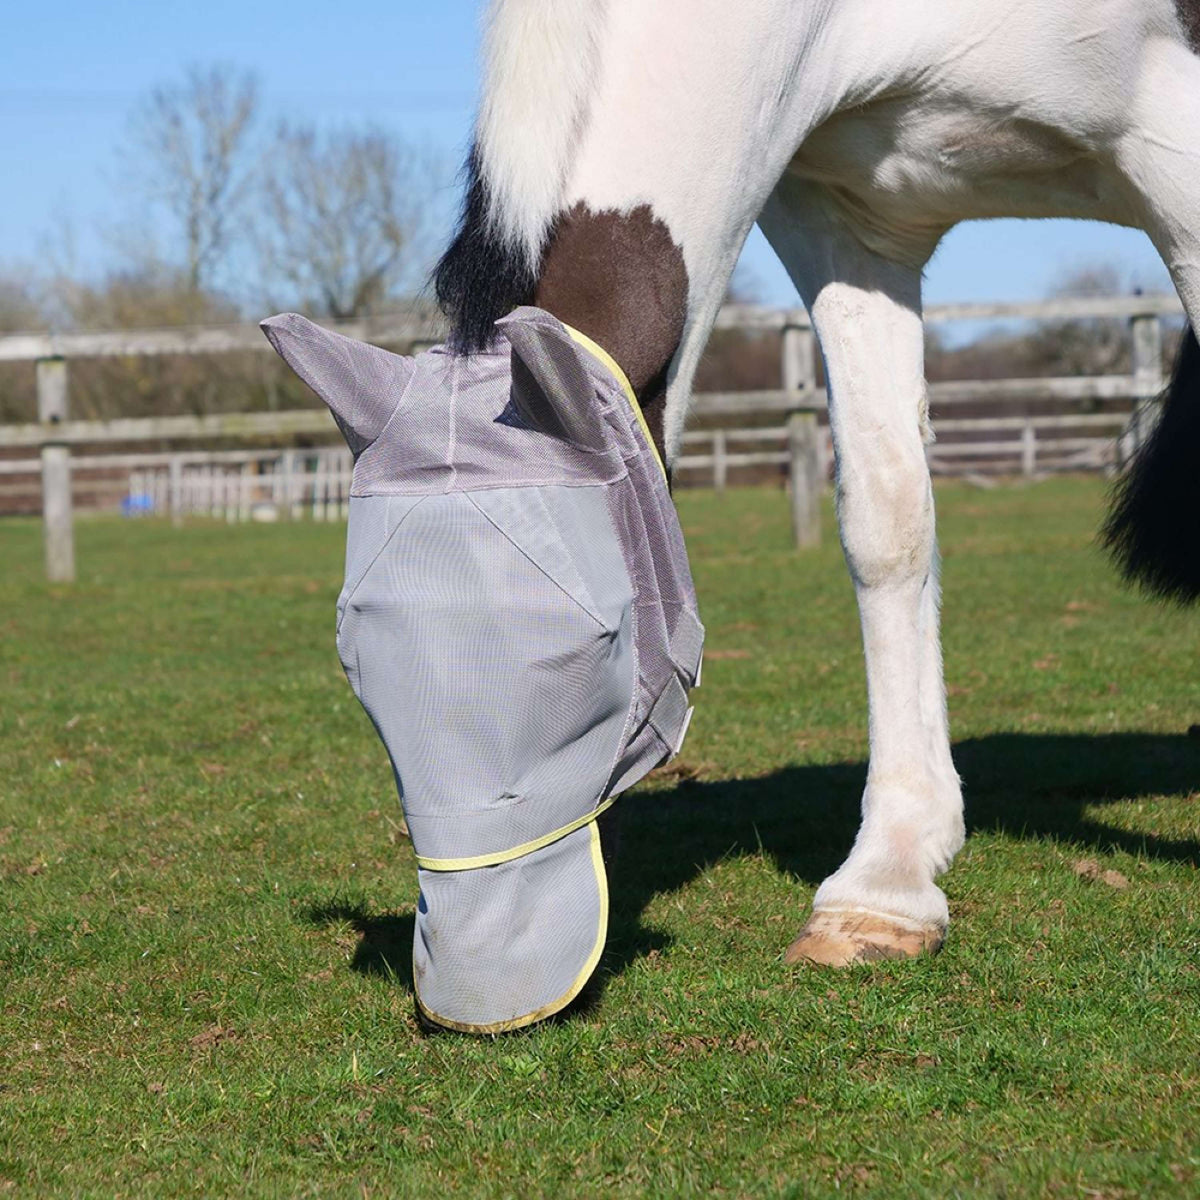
[782,322,816,396]
[1021,420,1036,478]
[782,321,821,548]
[713,429,728,491]
[168,455,183,526]
[240,460,253,522]
[313,454,325,521]
[1131,313,1164,399]
[37,357,75,583]
[280,449,297,519]
[291,451,305,520]
[788,411,821,547]
[1128,312,1164,458]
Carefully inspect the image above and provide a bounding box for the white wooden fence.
[122,448,354,523]
[0,449,355,520]
[0,293,1182,580]
[675,409,1143,486]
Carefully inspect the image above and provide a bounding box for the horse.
[432,0,1200,967]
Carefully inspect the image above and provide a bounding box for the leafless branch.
[255,124,440,318]
[122,65,259,293]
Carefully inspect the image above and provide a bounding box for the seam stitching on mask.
[464,491,613,630]
[335,494,433,638]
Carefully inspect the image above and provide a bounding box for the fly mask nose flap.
[262,307,703,1034]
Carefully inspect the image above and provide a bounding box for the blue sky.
[2,0,1172,310]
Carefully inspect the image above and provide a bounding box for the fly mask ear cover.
[261,307,703,1033]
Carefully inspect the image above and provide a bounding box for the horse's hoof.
[784,909,944,967]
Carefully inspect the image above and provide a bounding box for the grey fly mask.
[263,307,703,1032]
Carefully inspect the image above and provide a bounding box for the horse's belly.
[788,100,1137,259]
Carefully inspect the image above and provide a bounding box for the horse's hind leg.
[1117,35,1200,322]
[760,176,963,965]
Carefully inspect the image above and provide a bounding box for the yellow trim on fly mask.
[413,795,617,872]
[561,323,668,481]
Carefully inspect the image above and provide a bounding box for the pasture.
[2,478,1198,1197]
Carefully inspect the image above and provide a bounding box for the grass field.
[2,478,1198,1197]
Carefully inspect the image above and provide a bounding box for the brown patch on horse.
[535,203,688,458]
[1178,0,1200,51]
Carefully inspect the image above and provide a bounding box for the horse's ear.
[260,313,415,455]
[498,307,608,451]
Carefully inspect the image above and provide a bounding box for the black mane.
[1179,0,1200,53]
[432,146,538,353]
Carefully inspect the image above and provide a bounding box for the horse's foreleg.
[761,179,963,966]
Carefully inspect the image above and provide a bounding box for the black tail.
[1102,325,1200,603]
[432,146,537,354]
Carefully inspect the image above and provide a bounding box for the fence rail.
[1,292,1180,362]
[1,293,1180,580]
[675,411,1138,487]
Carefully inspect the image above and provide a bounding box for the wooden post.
[1021,420,1036,477]
[781,323,816,396]
[713,429,728,491]
[313,455,325,521]
[782,321,821,548]
[787,411,821,548]
[37,357,75,583]
[284,450,301,520]
[169,455,183,526]
[1129,312,1164,457]
[1131,312,1163,399]
[277,452,290,519]
[240,460,253,522]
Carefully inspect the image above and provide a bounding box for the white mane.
[476,0,608,270]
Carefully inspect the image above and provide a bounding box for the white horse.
[434,0,1200,966]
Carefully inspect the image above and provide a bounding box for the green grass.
[2,477,1198,1198]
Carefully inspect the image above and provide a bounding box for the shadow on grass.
[297,898,609,1030]
[300,901,416,988]
[604,730,1200,975]
[301,731,1199,1020]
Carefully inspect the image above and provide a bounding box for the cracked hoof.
[785,910,944,967]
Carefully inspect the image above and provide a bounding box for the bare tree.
[256,124,438,318]
[1028,265,1133,377]
[0,271,43,333]
[62,265,240,331]
[925,265,1174,383]
[0,270,45,422]
[694,265,784,393]
[122,65,258,296]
